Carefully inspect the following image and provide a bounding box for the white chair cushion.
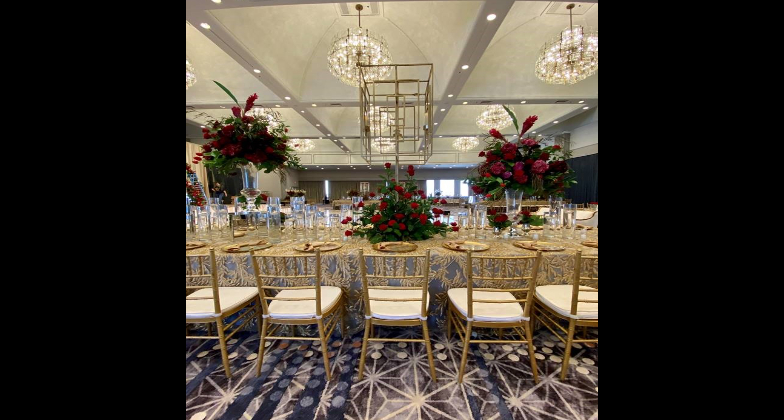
[576,210,596,220]
[267,286,342,319]
[535,285,598,319]
[368,289,429,320]
[186,287,258,319]
[447,288,527,323]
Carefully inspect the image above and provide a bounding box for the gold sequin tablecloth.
[186,234,598,332]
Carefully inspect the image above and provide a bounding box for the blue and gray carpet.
[186,327,598,419]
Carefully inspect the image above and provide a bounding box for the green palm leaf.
[213,80,240,107]
[503,105,519,133]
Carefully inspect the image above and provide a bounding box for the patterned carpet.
[186,327,598,420]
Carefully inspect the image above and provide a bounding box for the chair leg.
[255,317,269,377]
[498,329,505,339]
[560,319,576,381]
[446,307,452,339]
[340,301,347,339]
[370,323,374,338]
[207,322,213,336]
[524,320,539,384]
[358,318,371,381]
[457,320,473,383]
[216,318,232,377]
[421,319,438,382]
[317,318,332,381]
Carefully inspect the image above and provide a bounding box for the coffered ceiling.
[186,0,598,168]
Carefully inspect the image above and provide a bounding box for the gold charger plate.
[293,241,343,252]
[186,241,207,251]
[373,242,417,252]
[513,241,566,252]
[233,231,246,238]
[581,241,598,248]
[526,225,544,231]
[221,241,273,253]
[442,241,490,252]
[576,225,594,230]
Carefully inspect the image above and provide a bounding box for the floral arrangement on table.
[185,163,206,207]
[286,188,306,197]
[346,189,361,197]
[237,193,268,208]
[517,210,544,226]
[191,81,302,175]
[343,163,450,243]
[467,107,576,200]
[487,208,512,231]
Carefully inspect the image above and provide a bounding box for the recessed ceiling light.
[448,94,454,98]
[200,23,211,29]
[220,106,225,108]
[253,69,261,74]
[275,104,280,107]
[284,96,291,100]
[343,137,346,139]
[439,136,443,138]
[441,109,446,112]
[520,101,527,104]
[337,168,340,169]
[434,122,438,125]
[487,14,497,21]
[462,101,468,105]
[200,125,205,128]
[531,131,536,134]
[461,65,469,70]
[321,168,324,169]
[553,121,559,124]
[301,110,305,113]
[327,134,331,136]
[311,104,317,107]
[316,124,320,126]
[578,100,585,104]
[583,106,590,110]
[211,0,221,3]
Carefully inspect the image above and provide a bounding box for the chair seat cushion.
[368,289,429,320]
[535,285,598,319]
[267,286,342,319]
[186,287,258,319]
[447,288,528,323]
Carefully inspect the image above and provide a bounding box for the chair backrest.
[465,251,542,319]
[359,249,431,319]
[186,248,221,314]
[570,250,599,316]
[250,249,324,317]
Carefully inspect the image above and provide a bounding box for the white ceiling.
[186,0,598,166]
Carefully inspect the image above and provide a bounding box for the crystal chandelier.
[371,138,397,154]
[476,105,513,132]
[359,106,391,135]
[248,107,280,129]
[289,138,315,152]
[327,4,392,87]
[535,3,598,85]
[453,137,479,152]
[186,57,197,90]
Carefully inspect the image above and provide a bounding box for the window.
[439,180,455,197]
[325,180,329,199]
[426,180,435,197]
[460,180,469,197]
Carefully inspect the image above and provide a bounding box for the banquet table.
[331,199,380,209]
[186,232,598,334]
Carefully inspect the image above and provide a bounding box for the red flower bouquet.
[194,81,302,175]
[350,164,449,243]
[185,163,206,206]
[467,107,576,199]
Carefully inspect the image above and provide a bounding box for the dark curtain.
[564,153,598,205]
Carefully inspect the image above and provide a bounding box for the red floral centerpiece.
[468,107,576,200]
[349,163,449,243]
[486,208,512,232]
[185,163,206,207]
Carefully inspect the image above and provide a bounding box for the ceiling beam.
[185,0,596,12]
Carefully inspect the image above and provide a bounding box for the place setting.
[442,240,490,252]
[372,241,418,252]
[185,241,207,251]
[292,241,343,252]
[220,240,273,253]
[512,240,567,252]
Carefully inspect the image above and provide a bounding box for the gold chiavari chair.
[448,251,543,383]
[533,250,598,380]
[186,248,262,377]
[250,249,346,380]
[357,249,437,382]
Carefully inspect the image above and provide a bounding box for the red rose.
[380,202,388,210]
[485,194,492,198]
[522,210,531,217]
[404,192,412,199]
[371,214,382,223]
[266,147,274,153]
[369,192,376,197]
[417,190,424,195]
[203,133,211,139]
[384,162,391,169]
[358,201,364,207]
[261,194,268,202]
[494,214,508,223]
[500,183,506,188]
[388,220,397,226]
[202,144,212,152]
[394,185,404,193]
[440,199,447,204]
[452,226,460,232]
[395,213,404,220]
[345,230,353,237]
[420,214,428,224]
[539,152,550,161]
[244,93,258,112]
[451,222,457,227]
[411,203,419,210]
[471,185,483,194]
[231,106,241,117]
[407,165,415,176]
[432,208,443,215]
[398,223,406,231]
[503,152,516,160]
[420,194,427,199]
[221,125,234,136]
[483,173,492,178]
[489,128,503,139]
[479,151,486,157]
[196,152,203,156]
[525,159,535,166]
[433,199,439,204]
[434,221,442,227]
[488,209,497,215]
[553,145,562,150]
[379,224,388,231]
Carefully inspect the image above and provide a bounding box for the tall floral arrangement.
[185,163,206,207]
[468,107,576,199]
[192,81,302,175]
[348,163,449,243]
